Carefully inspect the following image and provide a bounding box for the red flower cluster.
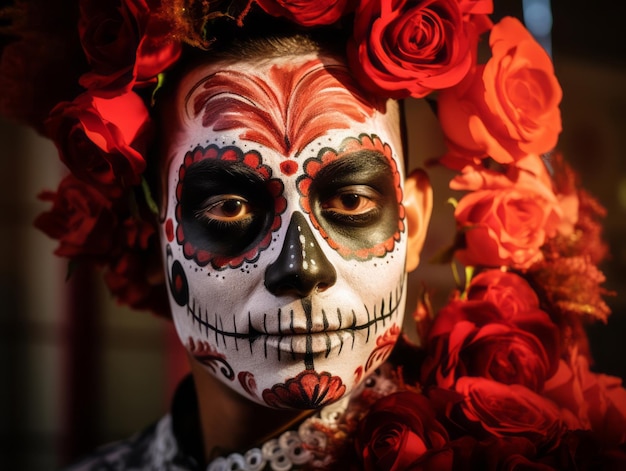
[344,268,625,469]
[34,0,182,313]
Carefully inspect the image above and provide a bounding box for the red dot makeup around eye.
[166,218,174,242]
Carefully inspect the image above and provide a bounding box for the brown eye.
[322,185,379,216]
[196,195,252,222]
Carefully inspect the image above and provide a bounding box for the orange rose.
[438,16,562,164]
[454,187,559,268]
[451,155,562,268]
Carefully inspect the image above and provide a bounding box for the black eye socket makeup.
[179,158,275,257]
[307,150,400,250]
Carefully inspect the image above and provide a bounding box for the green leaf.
[141,177,159,215]
[151,73,166,107]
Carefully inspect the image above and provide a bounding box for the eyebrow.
[315,149,392,183]
[183,158,266,189]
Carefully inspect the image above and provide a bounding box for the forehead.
[164,53,401,164]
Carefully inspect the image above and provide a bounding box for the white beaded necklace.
[205,396,350,471]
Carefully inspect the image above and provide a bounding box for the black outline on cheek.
[174,143,287,269]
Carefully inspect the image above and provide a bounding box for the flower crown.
[2,0,624,468]
[0,0,576,315]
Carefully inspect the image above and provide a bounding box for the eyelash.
[321,207,381,226]
[197,216,253,232]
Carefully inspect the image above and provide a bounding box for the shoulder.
[62,415,195,471]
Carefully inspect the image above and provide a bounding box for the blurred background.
[1,0,625,469]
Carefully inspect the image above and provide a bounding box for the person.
[150,28,432,467]
[1,1,625,470]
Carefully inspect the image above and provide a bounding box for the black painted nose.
[264,212,337,297]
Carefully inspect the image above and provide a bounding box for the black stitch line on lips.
[302,296,314,370]
[184,273,405,356]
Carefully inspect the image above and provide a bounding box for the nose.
[264,212,337,297]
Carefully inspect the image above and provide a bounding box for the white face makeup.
[160,53,409,409]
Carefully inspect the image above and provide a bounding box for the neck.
[188,355,310,464]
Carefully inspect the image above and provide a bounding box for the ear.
[403,169,433,273]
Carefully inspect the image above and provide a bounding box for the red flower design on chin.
[262,370,346,409]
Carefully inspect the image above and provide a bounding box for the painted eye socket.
[196,195,254,223]
[301,149,401,256]
[178,157,278,260]
[321,185,380,221]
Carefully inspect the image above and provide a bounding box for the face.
[160,53,410,409]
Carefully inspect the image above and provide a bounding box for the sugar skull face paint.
[160,54,409,409]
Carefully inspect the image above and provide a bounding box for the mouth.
[184,273,405,367]
[265,330,353,356]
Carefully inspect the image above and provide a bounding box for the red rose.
[422,320,557,392]
[355,391,453,470]
[422,296,561,389]
[454,377,565,446]
[255,0,355,26]
[439,16,562,164]
[545,354,626,445]
[426,298,560,347]
[104,249,169,315]
[46,91,150,197]
[34,174,116,259]
[348,0,487,98]
[78,0,181,94]
[466,270,540,317]
[104,218,168,315]
[119,214,154,250]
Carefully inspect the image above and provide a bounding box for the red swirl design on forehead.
[187,60,379,157]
